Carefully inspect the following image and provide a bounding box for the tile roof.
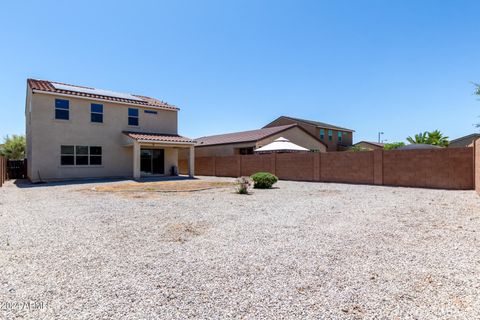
[196,124,300,146]
[124,131,195,144]
[28,79,179,111]
[355,141,385,147]
[266,116,354,132]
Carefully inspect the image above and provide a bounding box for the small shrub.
[235,176,252,194]
[250,172,278,189]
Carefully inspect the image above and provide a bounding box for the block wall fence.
[180,145,480,191]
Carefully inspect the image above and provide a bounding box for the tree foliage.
[406,130,449,147]
[0,135,26,160]
[383,142,405,150]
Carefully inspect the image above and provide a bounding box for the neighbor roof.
[28,79,178,111]
[124,131,194,144]
[450,133,480,144]
[264,116,354,132]
[196,124,324,147]
[354,141,385,148]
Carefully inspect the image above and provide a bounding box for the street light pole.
[378,132,384,143]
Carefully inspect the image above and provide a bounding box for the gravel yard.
[1,177,479,319]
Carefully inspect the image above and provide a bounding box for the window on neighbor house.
[60,145,74,165]
[128,108,139,126]
[320,129,325,140]
[237,147,254,155]
[55,99,69,120]
[91,103,103,123]
[338,131,342,142]
[328,129,333,141]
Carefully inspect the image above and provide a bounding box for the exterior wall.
[475,139,480,195]
[264,117,353,151]
[26,90,178,181]
[256,126,326,152]
[187,126,327,159]
[181,147,474,190]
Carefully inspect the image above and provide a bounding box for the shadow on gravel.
[13,176,198,189]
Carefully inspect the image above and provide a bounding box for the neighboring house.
[189,124,327,158]
[26,79,195,182]
[353,141,385,150]
[449,133,480,148]
[263,116,354,151]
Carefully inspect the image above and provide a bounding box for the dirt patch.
[83,180,233,193]
[164,222,210,243]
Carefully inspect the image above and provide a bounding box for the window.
[320,129,325,140]
[144,110,157,115]
[60,145,102,166]
[76,146,89,165]
[237,147,254,155]
[61,145,74,165]
[338,131,342,142]
[55,99,69,120]
[90,146,102,165]
[328,129,333,141]
[91,103,103,123]
[128,108,139,126]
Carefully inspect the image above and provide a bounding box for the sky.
[1,0,479,144]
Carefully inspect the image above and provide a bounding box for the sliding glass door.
[140,149,165,175]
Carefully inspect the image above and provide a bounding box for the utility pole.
[378,132,384,143]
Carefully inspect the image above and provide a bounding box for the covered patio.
[123,132,195,179]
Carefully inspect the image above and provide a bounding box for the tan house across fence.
[353,141,385,150]
[263,116,354,151]
[184,124,327,159]
[26,79,195,182]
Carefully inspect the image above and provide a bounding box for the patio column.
[188,145,195,177]
[133,141,141,179]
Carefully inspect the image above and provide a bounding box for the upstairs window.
[328,129,333,141]
[128,108,139,126]
[338,131,342,142]
[91,103,103,123]
[55,99,69,120]
[144,110,157,115]
[319,129,325,140]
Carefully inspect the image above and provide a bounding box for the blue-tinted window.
[328,129,333,141]
[91,103,103,123]
[55,99,69,120]
[144,110,157,114]
[128,108,139,126]
[320,128,325,140]
[338,131,342,142]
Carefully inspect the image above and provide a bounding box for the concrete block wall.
[182,147,475,190]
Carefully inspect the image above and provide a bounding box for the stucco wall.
[27,90,179,181]
[264,117,353,151]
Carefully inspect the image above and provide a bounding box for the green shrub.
[250,172,278,189]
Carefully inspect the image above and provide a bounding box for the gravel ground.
[0,177,479,319]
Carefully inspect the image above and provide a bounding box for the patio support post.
[133,141,141,179]
[188,146,195,178]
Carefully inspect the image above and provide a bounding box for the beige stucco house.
[184,124,327,158]
[26,79,194,182]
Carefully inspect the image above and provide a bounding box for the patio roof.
[123,131,195,145]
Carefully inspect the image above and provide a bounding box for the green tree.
[0,135,26,160]
[407,132,429,144]
[384,142,405,150]
[406,130,449,147]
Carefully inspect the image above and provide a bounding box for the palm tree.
[406,130,449,147]
[426,130,449,147]
[406,132,429,144]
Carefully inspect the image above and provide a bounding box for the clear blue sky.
[1,0,479,143]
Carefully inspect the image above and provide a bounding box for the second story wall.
[29,92,178,138]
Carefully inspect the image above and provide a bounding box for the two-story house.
[263,116,354,151]
[25,79,195,182]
